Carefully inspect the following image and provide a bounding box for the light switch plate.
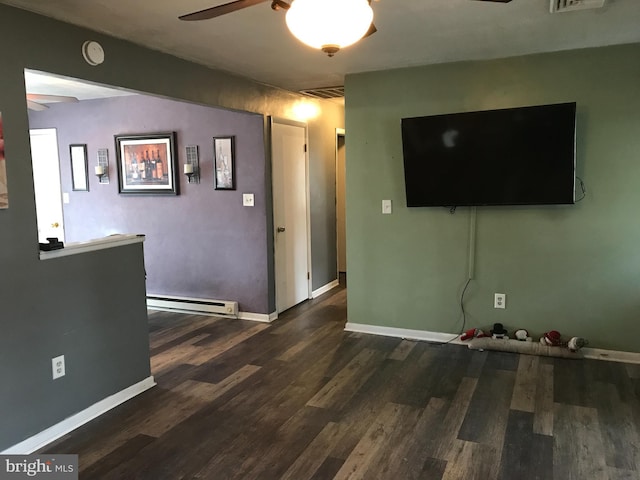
[382,199,392,214]
[243,193,255,207]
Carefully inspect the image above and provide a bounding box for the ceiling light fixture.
[285,0,374,57]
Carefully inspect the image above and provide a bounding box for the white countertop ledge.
[39,234,145,260]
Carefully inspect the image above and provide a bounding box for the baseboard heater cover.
[147,295,238,317]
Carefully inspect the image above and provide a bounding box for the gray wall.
[29,95,270,313]
[345,43,640,352]
[0,4,342,450]
[309,116,340,290]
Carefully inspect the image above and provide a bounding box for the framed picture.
[70,144,89,191]
[213,136,235,190]
[115,132,178,195]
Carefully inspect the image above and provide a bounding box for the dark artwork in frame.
[115,132,179,195]
[213,136,235,190]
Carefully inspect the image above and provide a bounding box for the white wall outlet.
[52,355,65,379]
[243,193,255,207]
[494,293,506,309]
[382,199,392,214]
[62,192,70,204]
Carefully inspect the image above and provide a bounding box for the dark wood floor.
[42,283,640,479]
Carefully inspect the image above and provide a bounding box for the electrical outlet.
[494,293,506,309]
[52,355,65,380]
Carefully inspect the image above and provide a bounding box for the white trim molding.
[582,347,640,365]
[238,311,278,323]
[312,279,339,299]
[344,323,640,364]
[345,322,464,345]
[2,376,156,454]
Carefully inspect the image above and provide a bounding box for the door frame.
[335,128,346,275]
[269,116,312,311]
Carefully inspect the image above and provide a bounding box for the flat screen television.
[401,102,577,207]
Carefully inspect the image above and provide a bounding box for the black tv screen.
[401,102,577,207]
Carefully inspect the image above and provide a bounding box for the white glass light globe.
[286,0,374,54]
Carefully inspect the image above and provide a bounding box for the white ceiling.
[24,70,135,100]
[4,0,640,92]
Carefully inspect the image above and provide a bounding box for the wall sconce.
[184,145,200,184]
[95,148,109,184]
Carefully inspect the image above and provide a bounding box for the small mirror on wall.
[70,144,88,191]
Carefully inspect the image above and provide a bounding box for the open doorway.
[25,69,135,244]
[24,68,273,320]
[336,128,346,280]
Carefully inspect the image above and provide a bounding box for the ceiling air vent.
[299,86,344,100]
[550,0,605,13]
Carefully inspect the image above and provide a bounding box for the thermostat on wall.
[82,41,104,66]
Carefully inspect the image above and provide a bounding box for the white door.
[30,129,65,242]
[272,121,310,313]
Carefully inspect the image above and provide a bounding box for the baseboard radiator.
[146,295,239,318]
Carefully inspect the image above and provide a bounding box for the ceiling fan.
[179,0,509,56]
[26,94,79,111]
[179,0,509,22]
[180,0,378,56]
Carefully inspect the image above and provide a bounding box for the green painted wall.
[345,43,640,352]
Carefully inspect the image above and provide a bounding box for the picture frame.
[213,136,235,190]
[70,144,89,192]
[115,132,178,195]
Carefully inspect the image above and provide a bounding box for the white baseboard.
[312,279,340,299]
[238,311,278,323]
[344,322,640,364]
[2,376,156,455]
[345,322,464,345]
[582,347,640,364]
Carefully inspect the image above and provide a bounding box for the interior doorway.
[336,129,346,274]
[271,119,311,313]
[30,128,65,243]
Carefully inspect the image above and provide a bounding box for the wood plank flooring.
[41,283,640,479]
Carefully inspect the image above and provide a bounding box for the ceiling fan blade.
[27,100,48,111]
[179,0,270,21]
[363,23,377,39]
[27,94,79,103]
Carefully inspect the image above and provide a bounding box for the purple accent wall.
[29,95,270,314]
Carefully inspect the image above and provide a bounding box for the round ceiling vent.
[82,41,104,66]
